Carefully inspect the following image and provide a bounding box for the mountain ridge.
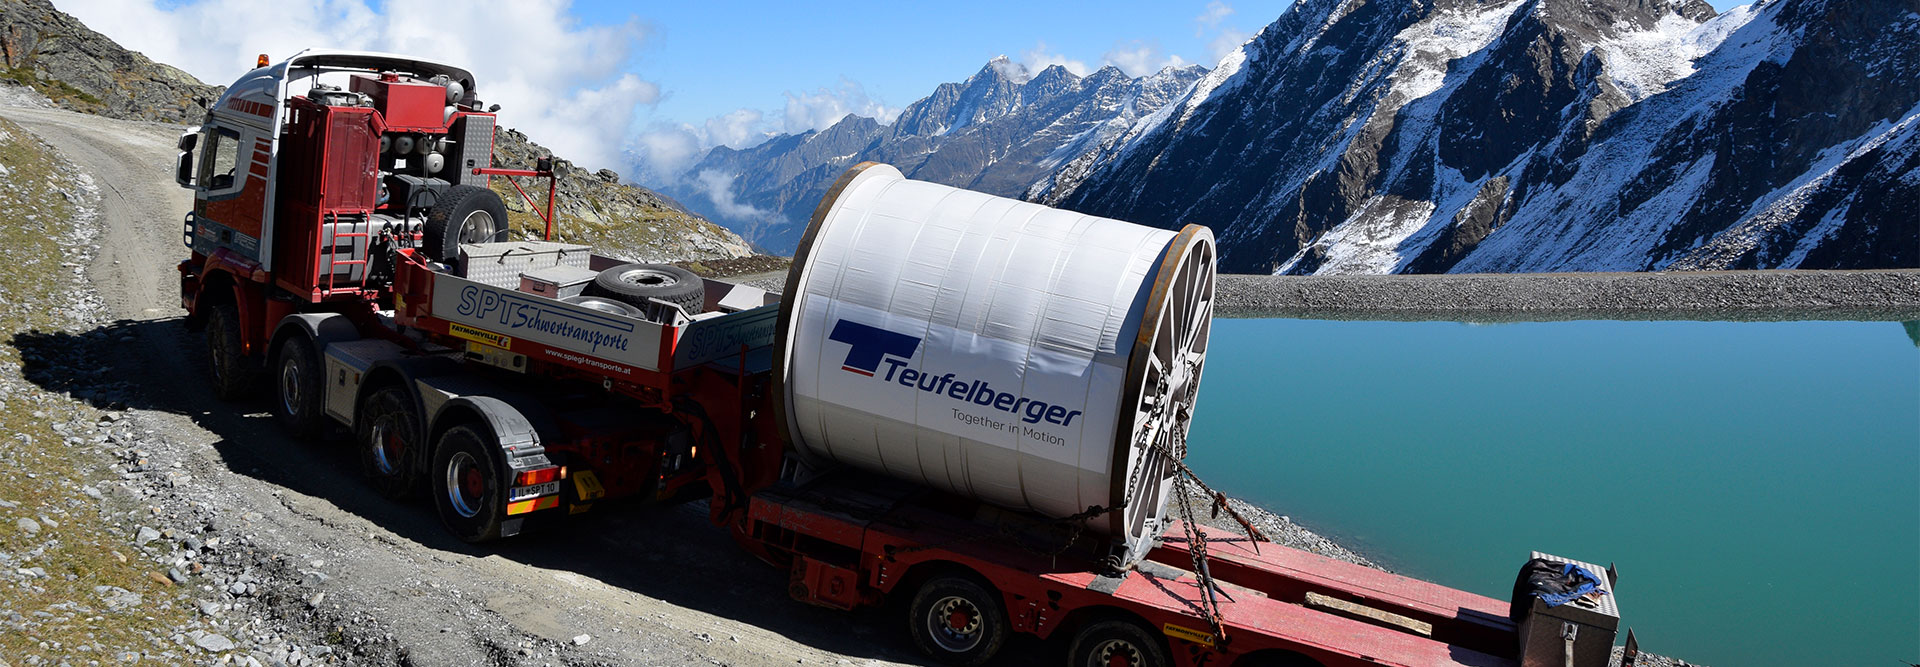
[1040,0,1917,274]
[674,58,1208,254]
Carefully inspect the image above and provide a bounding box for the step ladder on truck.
[172,48,1629,667]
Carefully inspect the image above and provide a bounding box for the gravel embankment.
[1217,270,1920,321]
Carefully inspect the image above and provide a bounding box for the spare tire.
[562,295,644,319]
[586,263,704,313]
[422,185,509,260]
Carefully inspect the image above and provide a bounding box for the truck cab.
[176,49,502,313]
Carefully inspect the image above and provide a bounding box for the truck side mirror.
[175,128,201,190]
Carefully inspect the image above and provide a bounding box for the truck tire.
[422,185,509,261]
[203,302,259,401]
[358,386,423,500]
[586,263,704,313]
[431,423,507,542]
[906,574,1007,666]
[272,335,326,439]
[1067,619,1169,667]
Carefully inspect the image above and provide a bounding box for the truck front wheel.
[906,574,1008,666]
[272,335,325,438]
[431,424,507,542]
[203,302,259,401]
[358,386,422,499]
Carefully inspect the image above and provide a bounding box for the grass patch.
[0,67,104,110]
[0,116,196,661]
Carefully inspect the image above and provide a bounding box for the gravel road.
[0,103,952,666]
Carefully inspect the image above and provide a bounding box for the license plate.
[508,481,560,501]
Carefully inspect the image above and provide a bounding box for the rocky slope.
[1039,0,1919,274]
[677,58,1206,254]
[0,0,218,124]
[489,128,753,262]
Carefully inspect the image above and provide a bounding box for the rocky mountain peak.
[0,0,221,124]
[1042,0,1915,274]
[675,57,1208,253]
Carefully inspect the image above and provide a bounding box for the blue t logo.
[829,319,920,376]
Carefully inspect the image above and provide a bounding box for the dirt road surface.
[0,104,1030,666]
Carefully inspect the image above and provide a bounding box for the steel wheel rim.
[1117,226,1215,546]
[571,298,628,316]
[279,350,307,417]
[458,210,497,244]
[1091,638,1144,667]
[371,420,403,475]
[615,267,677,287]
[445,451,485,518]
[926,595,984,653]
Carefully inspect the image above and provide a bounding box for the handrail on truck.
[473,156,558,240]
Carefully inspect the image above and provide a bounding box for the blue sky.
[586,1,1291,127]
[63,0,1748,182]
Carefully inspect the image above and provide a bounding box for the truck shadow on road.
[13,319,1057,665]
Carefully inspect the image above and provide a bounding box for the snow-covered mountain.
[676,58,1206,254]
[1037,0,1918,274]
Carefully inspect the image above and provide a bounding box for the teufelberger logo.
[828,319,1082,427]
[828,319,920,376]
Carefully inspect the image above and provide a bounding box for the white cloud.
[1020,42,1091,77]
[1102,42,1191,77]
[1195,2,1236,33]
[781,79,898,135]
[691,169,771,222]
[703,109,766,150]
[1193,2,1255,65]
[1206,28,1255,64]
[58,0,657,172]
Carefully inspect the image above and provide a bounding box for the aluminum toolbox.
[457,241,590,289]
[519,264,600,299]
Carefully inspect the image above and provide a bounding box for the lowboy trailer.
[173,49,1623,666]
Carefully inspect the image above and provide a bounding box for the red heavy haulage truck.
[173,50,1624,667]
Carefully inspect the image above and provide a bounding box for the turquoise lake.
[1189,318,1919,667]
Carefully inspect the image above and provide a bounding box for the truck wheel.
[586,263,704,313]
[203,302,259,401]
[431,424,506,542]
[1067,619,1169,667]
[422,185,509,260]
[358,386,422,499]
[272,335,325,438]
[906,575,1007,666]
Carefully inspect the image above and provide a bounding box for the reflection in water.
[1905,321,1919,347]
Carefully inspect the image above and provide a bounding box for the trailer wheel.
[586,263,705,313]
[358,386,422,499]
[422,185,509,260]
[272,335,325,438]
[906,575,1007,665]
[203,302,259,401]
[431,424,507,542]
[1068,619,1169,667]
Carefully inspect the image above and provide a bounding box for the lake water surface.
[1189,318,1919,667]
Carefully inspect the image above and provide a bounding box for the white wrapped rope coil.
[775,162,1215,559]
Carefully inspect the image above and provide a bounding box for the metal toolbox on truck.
[457,241,590,289]
[518,264,599,299]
